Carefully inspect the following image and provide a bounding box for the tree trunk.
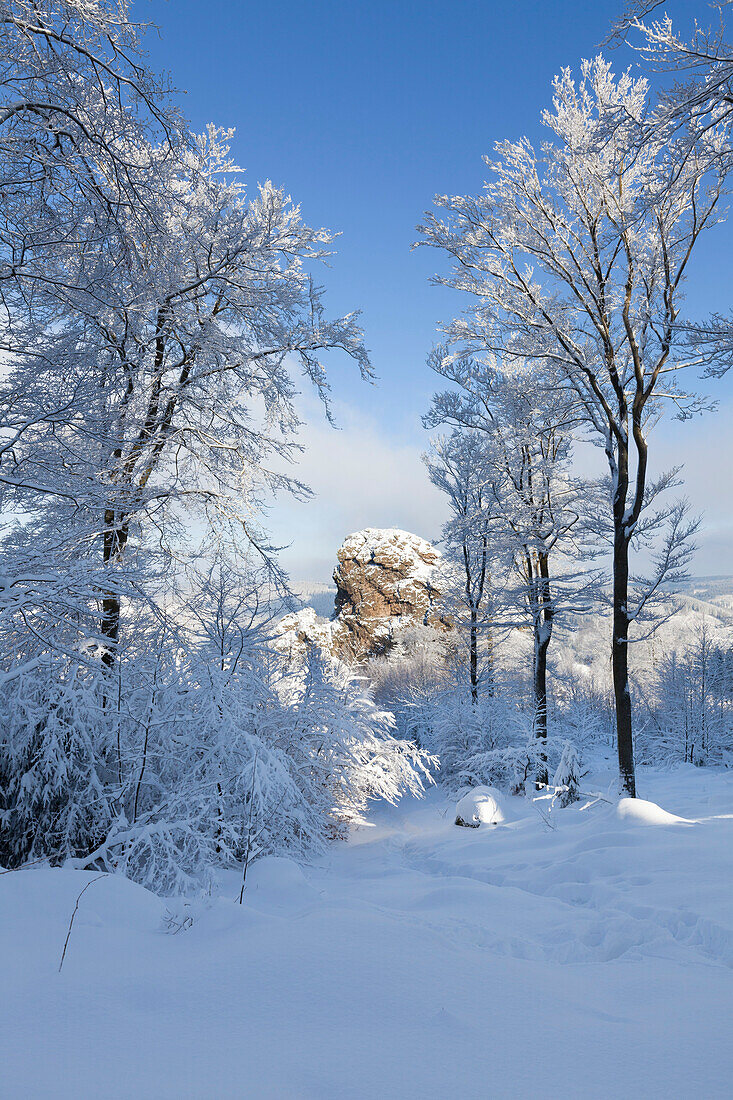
[534,628,549,787]
[101,592,121,672]
[612,532,636,796]
[533,551,553,789]
[101,512,128,680]
[469,605,478,705]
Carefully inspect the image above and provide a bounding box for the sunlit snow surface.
[2,764,732,1098]
[455,784,506,826]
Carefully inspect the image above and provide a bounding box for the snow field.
[1,764,731,1099]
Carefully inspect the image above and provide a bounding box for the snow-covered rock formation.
[273,606,346,662]
[275,528,449,663]
[333,528,448,659]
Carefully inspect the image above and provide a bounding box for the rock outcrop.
[273,606,346,662]
[275,528,449,664]
[332,529,447,659]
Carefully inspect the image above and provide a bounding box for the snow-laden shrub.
[637,622,733,768]
[456,737,569,796]
[551,741,582,806]
[277,647,436,836]
[406,684,551,794]
[0,590,435,893]
[366,623,450,744]
[111,637,434,893]
[552,670,614,750]
[418,688,512,782]
[98,626,320,894]
[0,655,117,868]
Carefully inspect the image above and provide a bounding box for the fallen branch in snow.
[577,793,614,812]
[162,908,195,934]
[535,782,615,809]
[58,875,106,973]
[574,789,615,810]
[0,856,49,875]
[529,782,616,828]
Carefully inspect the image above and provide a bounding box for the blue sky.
[139,0,733,583]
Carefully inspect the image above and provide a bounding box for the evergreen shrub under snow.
[0,615,434,894]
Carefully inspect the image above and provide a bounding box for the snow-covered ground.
[2,764,732,1099]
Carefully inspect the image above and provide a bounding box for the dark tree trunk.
[101,512,128,680]
[612,531,636,796]
[469,605,478,705]
[534,631,549,787]
[101,592,121,672]
[533,551,552,788]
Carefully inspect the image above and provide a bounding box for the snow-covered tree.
[0,0,179,303]
[418,57,727,795]
[0,1,414,895]
[426,354,596,785]
[2,124,370,676]
[640,618,733,767]
[424,427,499,704]
[0,651,116,868]
[0,0,183,631]
[615,2,733,150]
[617,6,733,384]
[551,741,582,807]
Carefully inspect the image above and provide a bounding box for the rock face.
[332,528,448,659]
[274,528,449,664]
[273,606,346,662]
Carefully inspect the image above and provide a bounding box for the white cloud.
[264,391,733,586]
[266,396,447,583]
[652,406,733,575]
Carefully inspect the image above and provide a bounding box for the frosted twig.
[58,875,106,973]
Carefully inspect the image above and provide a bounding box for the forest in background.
[0,0,732,896]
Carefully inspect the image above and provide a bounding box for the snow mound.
[455,786,505,828]
[242,856,318,912]
[273,606,344,660]
[617,797,691,826]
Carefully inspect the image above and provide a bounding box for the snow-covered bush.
[0,655,117,868]
[114,633,433,892]
[551,741,582,807]
[279,646,435,835]
[403,681,567,795]
[429,689,511,785]
[0,566,435,894]
[552,665,615,750]
[366,623,450,743]
[637,621,733,767]
[457,737,570,797]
